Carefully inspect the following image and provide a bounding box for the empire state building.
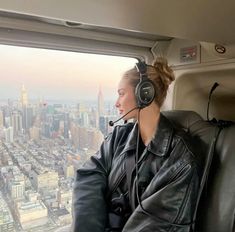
[20,85,32,131]
[21,84,28,107]
[98,86,104,117]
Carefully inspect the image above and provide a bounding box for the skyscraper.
[22,106,33,130]
[80,112,89,127]
[4,127,14,143]
[0,110,3,128]
[11,111,23,135]
[64,112,70,138]
[99,115,108,135]
[98,86,105,117]
[20,85,34,132]
[9,180,25,199]
[21,84,28,107]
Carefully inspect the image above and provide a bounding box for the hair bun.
[152,57,175,86]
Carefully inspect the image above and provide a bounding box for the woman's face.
[115,77,138,120]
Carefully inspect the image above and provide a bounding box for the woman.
[72,58,202,232]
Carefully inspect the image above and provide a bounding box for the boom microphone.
[109,107,138,126]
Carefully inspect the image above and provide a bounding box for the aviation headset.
[109,61,156,127]
[135,61,156,109]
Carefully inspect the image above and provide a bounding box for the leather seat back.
[163,110,235,232]
[197,123,235,232]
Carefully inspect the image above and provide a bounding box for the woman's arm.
[72,133,114,232]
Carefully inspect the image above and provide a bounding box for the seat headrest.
[162,110,216,146]
[162,110,203,130]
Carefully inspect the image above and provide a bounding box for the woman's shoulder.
[172,127,203,167]
[161,113,203,163]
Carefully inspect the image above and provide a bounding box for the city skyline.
[0,84,117,106]
[0,68,119,230]
[0,44,136,102]
[0,43,134,231]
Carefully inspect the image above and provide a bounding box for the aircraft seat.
[163,110,235,232]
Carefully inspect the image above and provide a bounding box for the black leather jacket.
[72,114,202,232]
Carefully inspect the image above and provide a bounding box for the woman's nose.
[115,99,120,108]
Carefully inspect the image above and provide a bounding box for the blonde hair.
[123,57,175,107]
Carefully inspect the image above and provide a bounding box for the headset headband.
[135,61,148,80]
[135,61,155,108]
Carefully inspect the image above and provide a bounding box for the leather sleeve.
[123,149,201,232]
[72,132,115,232]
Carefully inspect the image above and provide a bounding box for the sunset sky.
[0,44,136,103]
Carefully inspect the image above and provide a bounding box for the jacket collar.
[122,113,174,157]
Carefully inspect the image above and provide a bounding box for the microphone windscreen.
[109,121,114,127]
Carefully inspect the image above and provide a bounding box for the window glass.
[0,44,136,232]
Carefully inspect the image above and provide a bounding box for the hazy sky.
[0,44,136,103]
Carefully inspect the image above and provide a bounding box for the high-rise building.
[25,190,39,202]
[99,116,109,135]
[16,200,48,230]
[0,110,4,128]
[90,108,99,128]
[98,86,105,117]
[57,189,72,210]
[78,127,89,150]
[80,112,89,127]
[63,164,74,178]
[20,84,28,107]
[4,127,14,143]
[9,180,25,199]
[42,122,51,138]
[87,128,103,151]
[52,114,61,132]
[1,107,10,127]
[0,193,14,232]
[70,122,79,149]
[32,170,59,192]
[64,113,70,138]
[4,117,11,128]
[20,85,35,132]
[99,115,117,135]
[77,102,86,114]
[72,125,104,151]
[22,106,33,130]
[11,111,23,135]
[29,126,40,140]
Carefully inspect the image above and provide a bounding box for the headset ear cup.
[136,80,155,108]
